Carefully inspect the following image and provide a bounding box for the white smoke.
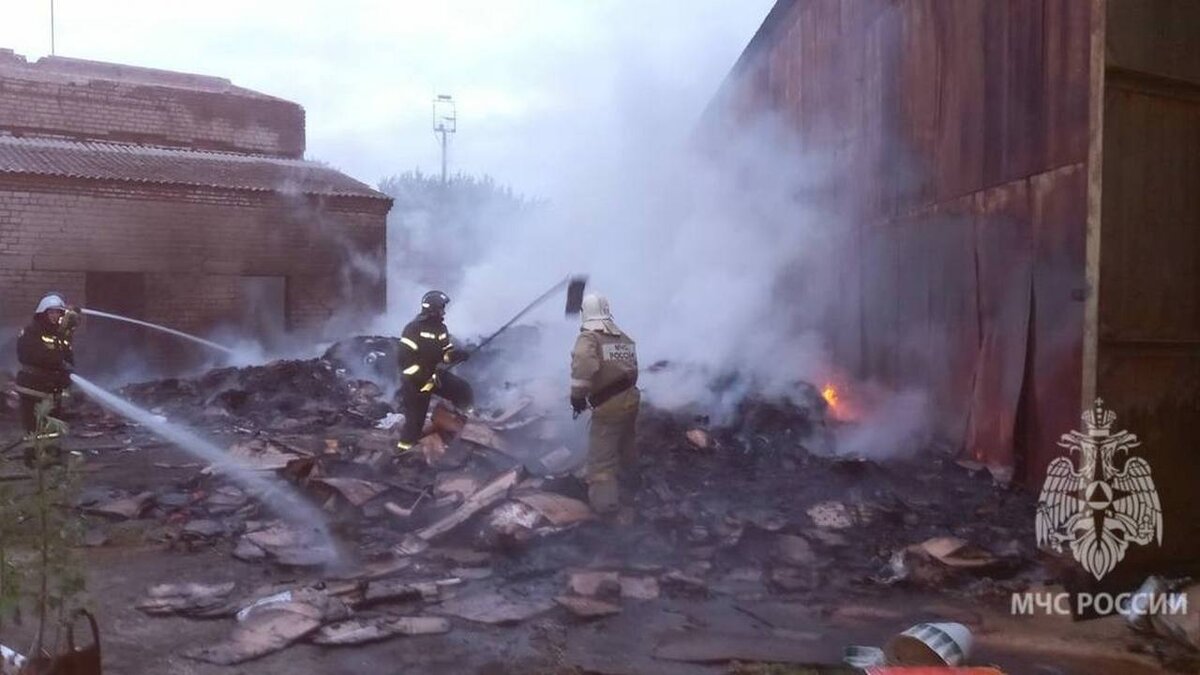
[831,382,932,460]
[250,3,937,460]
[445,113,835,403]
[373,75,933,459]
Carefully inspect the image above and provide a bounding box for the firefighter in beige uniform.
[570,294,639,515]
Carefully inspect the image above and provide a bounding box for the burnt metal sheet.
[1024,164,1087,486]
[862,211,979,444]
[714,0,1094,479]
[964,182,1035,479]
[1098,16,1200,571]
[715,0,1199,574]
[1106,0,1200,87]
[1043,0,1096,168]
[1100,85,1200,343]
[849,167,1086,478]
[731,0,1094,219]
[1097,348,1200,576]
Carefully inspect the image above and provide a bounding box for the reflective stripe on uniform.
[570,378,592,388]
[419,331,438,339]
[420,381,435,392]
[396,440,414,451]
[400,337,418,350]
[438,333,447,340]
[402,364,421,375]
[40,336,57,345]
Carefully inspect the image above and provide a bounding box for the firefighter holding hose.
[14,293,81,441]
[395,290,474,453]
[570,293,640,516]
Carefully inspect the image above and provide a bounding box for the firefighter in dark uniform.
[395,290,473,453]
[15,293,79,440]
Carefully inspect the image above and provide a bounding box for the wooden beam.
[1082,0,1107,408]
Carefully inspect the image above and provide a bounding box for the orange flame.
[821,383,840,409]
[821,382,857,421]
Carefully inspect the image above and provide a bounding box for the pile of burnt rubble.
[62,337,1051,665]
[116,337,399,432]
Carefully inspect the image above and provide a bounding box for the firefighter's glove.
[61,307,82,333]
[570,395,588,417]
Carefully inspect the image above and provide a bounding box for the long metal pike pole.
[446,275,583,370]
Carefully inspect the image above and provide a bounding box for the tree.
[379,170,539,298]
[0,399,86,659]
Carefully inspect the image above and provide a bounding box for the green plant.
[14,398,87,656]
[0,445,24,632]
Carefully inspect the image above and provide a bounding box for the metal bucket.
[884,621,973,666]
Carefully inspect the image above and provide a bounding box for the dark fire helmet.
[421,290,450,315]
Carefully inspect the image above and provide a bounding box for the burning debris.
[122,355,391,432]
[17,335,1063,670]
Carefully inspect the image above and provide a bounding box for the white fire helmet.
[35,293,67,315]
[580,294,611,322]
[581,293,621,334]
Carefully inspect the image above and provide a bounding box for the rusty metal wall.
[713,0,1096,484]
[1098,0,1200,573]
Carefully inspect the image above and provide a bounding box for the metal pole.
[50,0,56,55]
[444,276,574,371]
[433,94,455,185]
[440,129,448,184]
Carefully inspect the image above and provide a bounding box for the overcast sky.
[1,1,773,195]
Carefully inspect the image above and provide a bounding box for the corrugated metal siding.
[1106,0,1200,85]
[714,0,1094,481]
[732,0,1094,218]
[1098,0,1200,574]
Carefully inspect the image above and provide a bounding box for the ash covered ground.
[0,335,1174,674]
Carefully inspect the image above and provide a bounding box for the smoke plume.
[374,58,933,459]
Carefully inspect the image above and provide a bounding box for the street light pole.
[432,94,456,184]
[50,0,56,55]
[440,126,448,184]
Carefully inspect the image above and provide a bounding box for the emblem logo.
[1036,399,1162,580]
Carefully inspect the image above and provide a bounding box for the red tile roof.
[0,136,387,200]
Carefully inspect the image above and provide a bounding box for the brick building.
[0,50,391,370]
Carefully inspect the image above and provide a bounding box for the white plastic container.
[0,644,27,675]
[885,621,974,666]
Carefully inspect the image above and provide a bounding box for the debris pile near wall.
[57,337,1043,665]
